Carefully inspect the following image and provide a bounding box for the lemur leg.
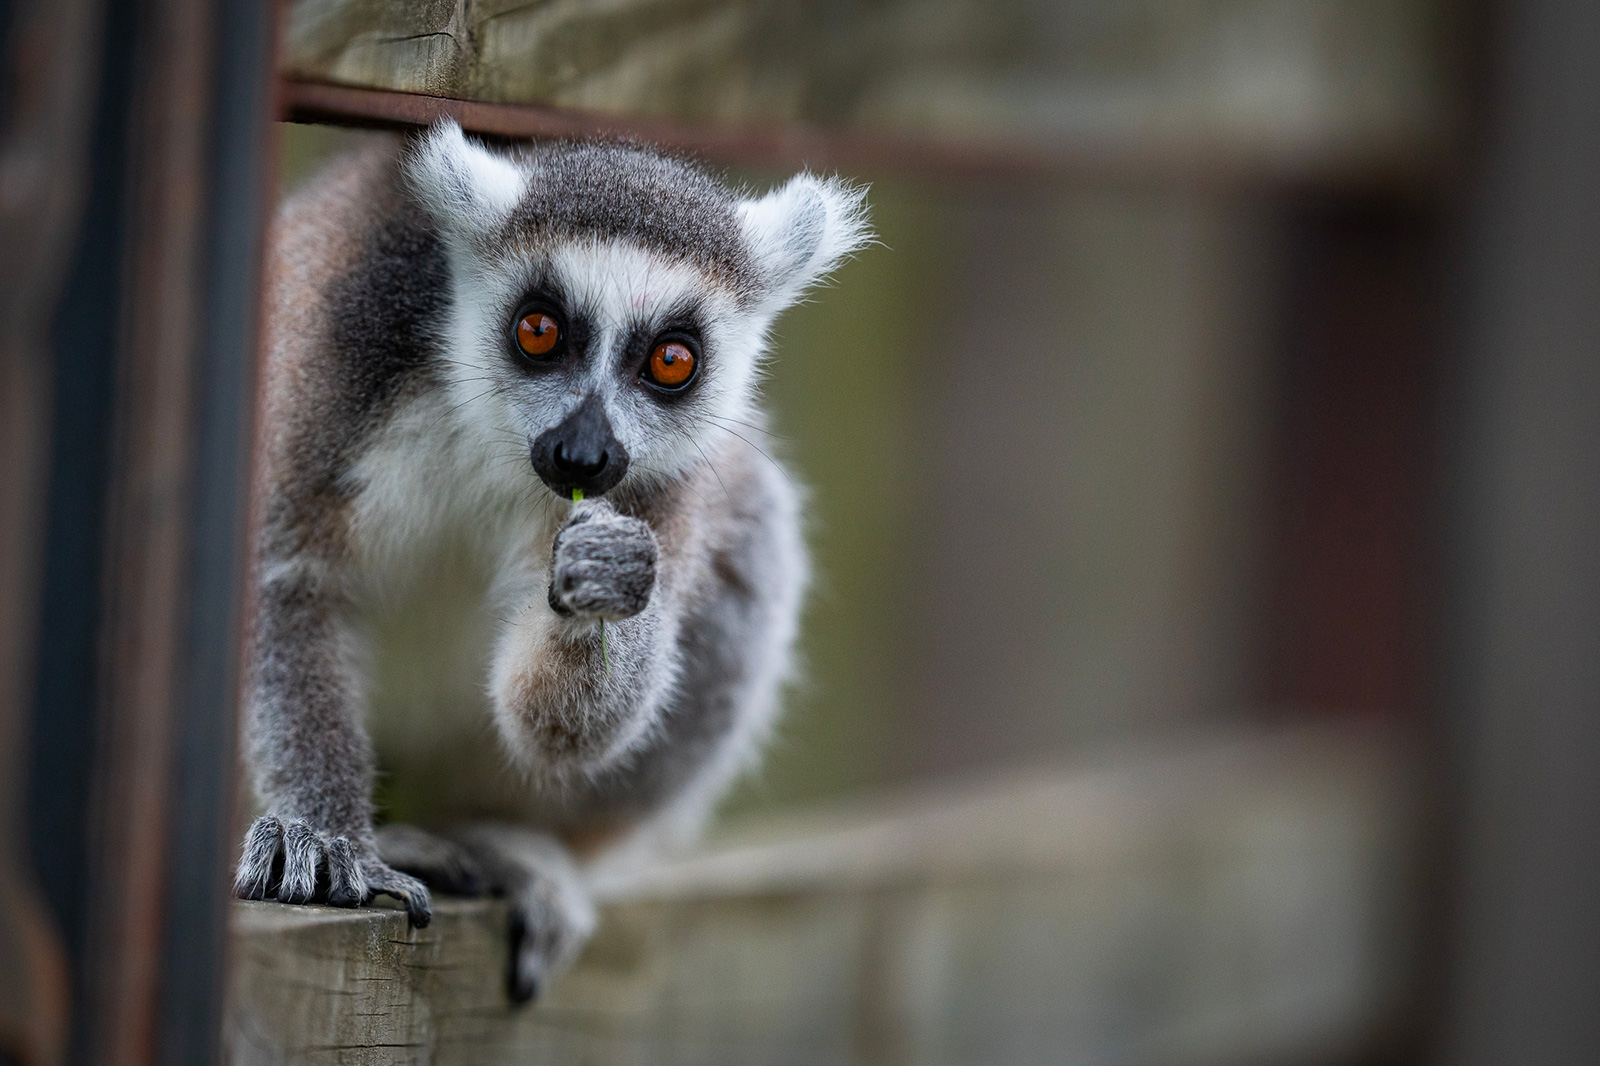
[373,823,487,897]
[435,498,678,1001]
[233,564,431,925]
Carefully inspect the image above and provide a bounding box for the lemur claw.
[362,863,432,928]
[232,813,432,927]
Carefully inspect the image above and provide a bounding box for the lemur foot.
[233,814,432,927]
[548,498,658,621]
[447,824,597,1004]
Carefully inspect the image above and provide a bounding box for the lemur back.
[236,124,867,1001]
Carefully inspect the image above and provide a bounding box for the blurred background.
[5,0,1600,1064]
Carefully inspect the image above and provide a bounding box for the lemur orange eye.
[515,311,561,358]
[647,341,697,389]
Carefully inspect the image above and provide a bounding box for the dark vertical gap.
[155,0,275,1060]
[0,0,15,127]
[1252,202,1451,1066]
[1253,197,1439,722]
[25,2,137,1059]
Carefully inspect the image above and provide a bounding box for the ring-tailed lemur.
[234,120,868,1000]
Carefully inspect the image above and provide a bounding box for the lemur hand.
[233,814,433,927]
[548,498,658,620]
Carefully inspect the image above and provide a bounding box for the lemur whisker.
[700,422,792,485]
[633,459,710,506]
[684,433,731,505]
[445,384,508,414]
[426,384,510,434]
[706,413,786,440]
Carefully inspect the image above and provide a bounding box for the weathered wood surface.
[283,0,1457,182]
[227,724,1415,1065]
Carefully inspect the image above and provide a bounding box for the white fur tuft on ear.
[739,174,871,310]
[404,119,525,242]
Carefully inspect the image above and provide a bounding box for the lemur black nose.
[553,442,607,477]
[530,395,630,497]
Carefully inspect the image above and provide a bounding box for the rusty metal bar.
[282,77,1450,193]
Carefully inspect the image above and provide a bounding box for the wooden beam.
[280,0,1459,188]
[227,725,1417,1065]
[1443,0,1600,1059]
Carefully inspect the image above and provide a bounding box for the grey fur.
[374,823,486,897]
[497,139,761,296]
[238,120,869,996]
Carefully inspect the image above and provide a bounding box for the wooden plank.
[280,0,1459,184]
[226,724,1417,1065]
[1445,0,1600,1060]
[9,0,278,1063]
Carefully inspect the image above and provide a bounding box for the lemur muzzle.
[531,394,630,497]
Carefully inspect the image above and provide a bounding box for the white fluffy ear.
[404,119,524,244]
[739,174,870,310]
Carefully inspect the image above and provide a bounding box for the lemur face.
[406,122,869,501]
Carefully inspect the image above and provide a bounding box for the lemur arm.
[235,555,432,923]
[246,560,373,837]
[488,497,687,778]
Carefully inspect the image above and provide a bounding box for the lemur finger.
[276,820,324,904]
[364,863,433,929]
[549,503,611,563]
[234,815,285,900]
[557,564,653,618]
[555,559,606,594]
[560,525,657,575]
[324,837,367,907]
[562,515,653,553]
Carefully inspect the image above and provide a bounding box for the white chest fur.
[343,388,565,819]
[346,388,565,600]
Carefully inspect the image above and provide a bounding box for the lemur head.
[405,120,870,500]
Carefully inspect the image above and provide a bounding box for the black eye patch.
[501,283,593,369]
[618,305,707,397]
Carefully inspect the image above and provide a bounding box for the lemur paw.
[233,814,432,927]
[548,498,658,621]
[506,873,594,1004]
